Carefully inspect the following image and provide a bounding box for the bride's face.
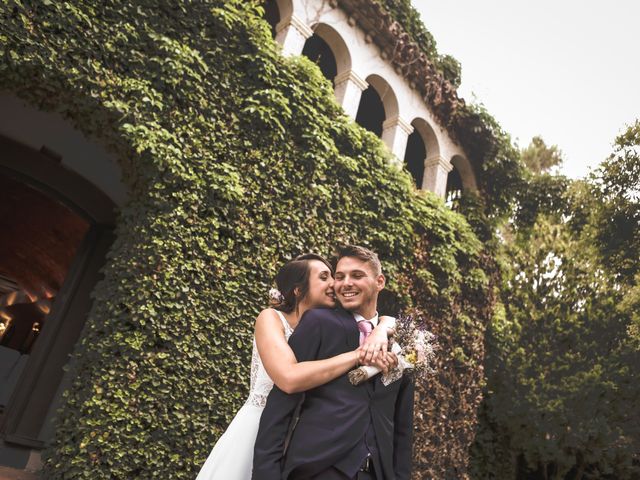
[304,260,336,308]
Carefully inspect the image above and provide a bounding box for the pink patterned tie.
[358,320,373,346]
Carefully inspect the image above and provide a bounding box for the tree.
[521,136,564,175]
[472,125,640,479]
[587,120,640,281]
[512,136,568,229]
[486,216,640,479]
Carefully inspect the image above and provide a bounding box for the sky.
[415,1,640,179]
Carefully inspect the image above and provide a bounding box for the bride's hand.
[359,315,395,364]
[358,350,398,374]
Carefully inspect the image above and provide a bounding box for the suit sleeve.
[251,311,324,480]
[392,372,415,480]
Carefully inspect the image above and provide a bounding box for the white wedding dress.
[196,309,294,479]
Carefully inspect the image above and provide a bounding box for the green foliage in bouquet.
[0,1,508,478]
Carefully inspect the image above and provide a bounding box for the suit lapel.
[336,308,359,351]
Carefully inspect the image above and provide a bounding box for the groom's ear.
[376,274,386,292]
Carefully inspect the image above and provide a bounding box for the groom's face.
[334,256,385,316]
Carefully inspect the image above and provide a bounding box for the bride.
[196,253,396,479]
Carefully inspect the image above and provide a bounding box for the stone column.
[333,70,368,119]
[381,116,414,163]
[275,15,314,57]
[422,155,453,197]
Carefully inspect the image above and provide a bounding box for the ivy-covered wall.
[1,1,496,478]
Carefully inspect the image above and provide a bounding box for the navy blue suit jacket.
[252,307,414,480]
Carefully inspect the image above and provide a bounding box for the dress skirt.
[196,403,264,480]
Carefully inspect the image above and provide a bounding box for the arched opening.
[446,155,477,207]
[445,165,464,208]
[451,155,477,190]
[355,75,398,139]
[263,0,280,39]
[302,33,337,86]
[0,173,90,408]
[0,135,116,460]
[0,125,117,461]
[404,129,426,188]
[355,86,385,137]
[404,118,441,190]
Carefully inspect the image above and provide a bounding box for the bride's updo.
[270,253,333,313]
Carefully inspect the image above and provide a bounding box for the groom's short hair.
[337,245,382,276]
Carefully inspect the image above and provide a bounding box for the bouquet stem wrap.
[348,343,411,386]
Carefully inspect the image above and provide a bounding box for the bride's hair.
[271,253,333,314]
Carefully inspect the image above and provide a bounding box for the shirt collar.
[353,312,379,327]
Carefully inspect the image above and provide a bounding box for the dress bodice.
[246,309,294,408]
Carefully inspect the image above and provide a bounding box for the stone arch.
[309,23,351,77]
[450,154,477,191]
[404,118,441,189]
[411,118,440,158]
[355,74,399,137]
[0,93,126,206]
[302,34,336,85]
[302,22,352,86]
[273,0,293,23]
[446,154,477,206]
[365,74,399,119]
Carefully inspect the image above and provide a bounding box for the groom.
[253,245,414,479]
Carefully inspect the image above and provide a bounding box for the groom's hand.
[362,351,398,374]
[360,327,389,364]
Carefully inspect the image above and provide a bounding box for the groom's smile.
[339,289,360,305]
[337,284,364,309]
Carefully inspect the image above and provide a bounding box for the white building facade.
[266,0,478,199]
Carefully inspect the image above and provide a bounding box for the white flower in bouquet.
[401,326,436,376]
[348,314,436,386]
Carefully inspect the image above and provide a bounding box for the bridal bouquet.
[348,314,436,386]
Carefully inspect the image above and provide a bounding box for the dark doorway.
[263,0,280,39]
[404,129,426,188]
[0,135,115,455]
[302,33,338,86]
[0,175,90,413]
[355,86,385,137]
[446,166,463,207]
